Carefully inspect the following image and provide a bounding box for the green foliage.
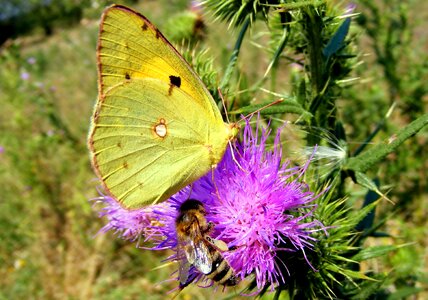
[0,0,91,44]
[163,10,206,46]
[200,0,427,298]
[203,0,274,26]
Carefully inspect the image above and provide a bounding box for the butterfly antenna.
[217,88,247,173]
[211,167,222,201]
[186,184,194,200]
[228,140,246,173]
[217,87,231,124]
[242,98,284,121]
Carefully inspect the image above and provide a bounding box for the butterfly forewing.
[98,5,220,119]
[88,5,238,209]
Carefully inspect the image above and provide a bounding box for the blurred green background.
[0,0,426,299]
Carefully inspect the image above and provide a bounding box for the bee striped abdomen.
[206,249,238,286]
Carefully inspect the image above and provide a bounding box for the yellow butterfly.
[88,5,239,209]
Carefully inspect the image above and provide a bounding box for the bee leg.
[203,221,215,234]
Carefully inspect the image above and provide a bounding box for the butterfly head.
[226,122,240,142]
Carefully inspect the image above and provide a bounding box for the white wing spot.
[154,118,167,138]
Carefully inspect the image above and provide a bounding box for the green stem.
[219,16,250,90]
[305,7,324,106]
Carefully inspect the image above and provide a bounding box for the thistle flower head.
[97,196,145,239]
[97,119,324,292]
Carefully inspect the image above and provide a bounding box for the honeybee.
[175,199,238,288]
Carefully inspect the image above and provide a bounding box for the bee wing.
[178,221,213,276]
[190,238,212,274]
[177,234,192,285]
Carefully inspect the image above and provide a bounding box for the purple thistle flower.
[20,71,30,81]
[345,3,357,14]
[97,119,324,292]
[95,191,168,243]
[27,57,36,65]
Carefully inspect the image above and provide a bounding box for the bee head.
[179,199,206,214]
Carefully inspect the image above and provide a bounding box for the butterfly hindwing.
[91,78,226,209]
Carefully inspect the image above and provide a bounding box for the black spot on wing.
[125,72,131,80]
[168,75,182,96]
[169,75,181,88]
[141,23,148,31]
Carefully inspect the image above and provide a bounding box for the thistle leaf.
[231,99,312,117]
[345,113,428,172]
[351,245,401,262]
[323,18,351,60]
